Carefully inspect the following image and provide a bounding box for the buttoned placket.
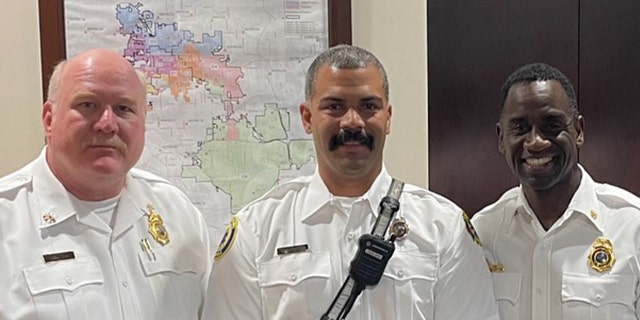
[530,212,555,320]
[342,198,378,319]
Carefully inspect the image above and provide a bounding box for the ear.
[496,122,505,154]
[299,102,312,134]
[42,101,54,140]
[385,104,392,134]
[575,115,585,147]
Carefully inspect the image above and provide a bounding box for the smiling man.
[472,63,640,320]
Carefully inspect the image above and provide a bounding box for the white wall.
[352,0,428,188]
[0,1,429,188]
[0,0,44,176]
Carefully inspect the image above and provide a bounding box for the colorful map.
[64,0,327,247]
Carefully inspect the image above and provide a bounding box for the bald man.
[0,49,211,319]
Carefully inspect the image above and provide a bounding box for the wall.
[0,1,429,188]
[0,0,44,176]
[352,0,428,188]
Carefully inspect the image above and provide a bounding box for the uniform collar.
[33,147,147,236]
[300,166,392,223]
[32,148,83,230]
[514,164,603,233]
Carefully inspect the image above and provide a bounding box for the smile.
[524,156,553,167]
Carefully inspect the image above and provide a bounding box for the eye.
[321,103,344,114]
[542,121,567,136]
[73,101,98,115]
[361,102,380,111]
[507,121,530,135]
[115,104,135,115]
[77,101,97,110]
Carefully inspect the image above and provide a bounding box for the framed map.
[38,0,351,247]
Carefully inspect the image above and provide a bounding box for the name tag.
[277,244,309,255]
[43,251,75,263]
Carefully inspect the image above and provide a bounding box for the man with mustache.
[0,49,211,319]
[203,45,498,319]
[472,63,640,320]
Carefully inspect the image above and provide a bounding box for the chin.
[89,159,130,175]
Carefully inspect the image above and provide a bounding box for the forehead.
[313,64,386,99]
[503,80,572,119]
[61,55,145,102]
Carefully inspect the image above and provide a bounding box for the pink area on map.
[224,118,240,141]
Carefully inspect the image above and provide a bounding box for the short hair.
[304,44,389,101]
[46,60,67,103]
[500,62,578,119]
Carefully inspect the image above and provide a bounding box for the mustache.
[82,136,127,153]
[329,128,374,151]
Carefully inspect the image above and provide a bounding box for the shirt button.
[290,274,297,281]
[536,288,543,294]
[122,281,128,288]
[397,270,404,278]
[347,233,355,241]
[595,295,602,302]
[65,276,73,285]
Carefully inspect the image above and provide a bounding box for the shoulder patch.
[462,212,482,246]
[215,216,239,261]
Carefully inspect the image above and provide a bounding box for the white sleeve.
[201,215,263,319]
[433,212,500,320]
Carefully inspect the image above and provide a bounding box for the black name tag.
[43,251,75,263]
[277,244,309,255]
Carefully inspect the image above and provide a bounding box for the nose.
[94,107,118,134]
[523,126,551,151]
[340,108,365,130]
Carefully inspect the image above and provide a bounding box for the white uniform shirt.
[203,167,499,319]
[0,148,212,320]
[472,165,640,320]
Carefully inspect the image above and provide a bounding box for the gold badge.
[215,216,239,261]
[390,217,409,240]
[147,204,170,246]
[462,212,482,246]
[588,237,615,273]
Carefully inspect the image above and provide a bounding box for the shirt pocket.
[368,251,437,320]
[258,252,331,319]
[491,272,521,320]
[137,248,202,318]
[22,257,109,320]
[562,272,636,320]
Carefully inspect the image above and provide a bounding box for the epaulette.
[244,177,311,207]
[0,172,32,194]
[129,168,171,184]
[596,183,640,212]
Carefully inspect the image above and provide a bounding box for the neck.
[523,168,582,230]
[64,179,125,201]
[320,167,381,197]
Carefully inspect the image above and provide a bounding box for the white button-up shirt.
[472,165,640,320]
[203,167,499,319]
[0,148,211,320]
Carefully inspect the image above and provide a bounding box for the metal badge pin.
[146,204,170,246]
[139,238,156,261]
[588,237,615,273]
[390,217,409,240]
[42,212,56,224]
[590,210,598,220]
[488,262,505,273]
